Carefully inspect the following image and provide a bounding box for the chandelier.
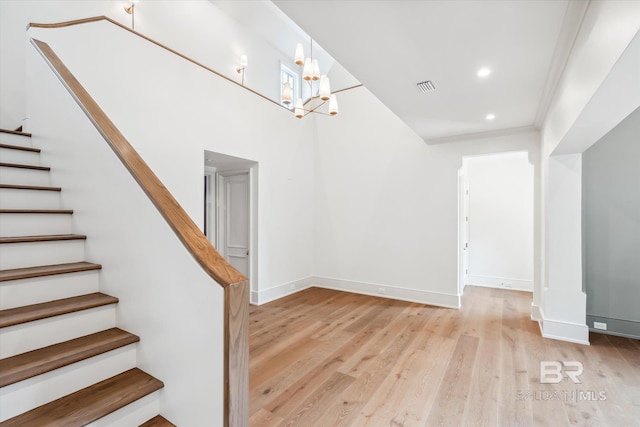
[281,39,338,119]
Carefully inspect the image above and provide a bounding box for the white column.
[541,153,589,344]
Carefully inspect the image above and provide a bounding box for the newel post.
[224,280,249,426]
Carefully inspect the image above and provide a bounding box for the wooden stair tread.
[0,261,101,282]
[0,292,117,328]
[0,128,31,137]
[0,368,163,426]
[0,328,139,387]
[0,184,61,191]
[0,162,49,171]
[0,143,40,153]
[0,209,73,214]
[0,234,87,244]
[140,415,177,427]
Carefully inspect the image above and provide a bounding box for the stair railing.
[28,19,249,427]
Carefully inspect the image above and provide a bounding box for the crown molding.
[424,125,539,145]
[533,0,590,128]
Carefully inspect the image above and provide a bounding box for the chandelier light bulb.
[294,98,304,118]
[294,43,304,66]
[282,82,293,105]
[311,59,320,81]
[302,58,313,81]
[329,94,338,115]
[319,76,331,101]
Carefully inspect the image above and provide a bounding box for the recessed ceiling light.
[477,67,491,78]
[486,113,496,120]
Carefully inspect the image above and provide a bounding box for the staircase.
[0,129,175,426]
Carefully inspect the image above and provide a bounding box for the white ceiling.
[272,0,586,143]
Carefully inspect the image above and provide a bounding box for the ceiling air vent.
[417,80,436,93]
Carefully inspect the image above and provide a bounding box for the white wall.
[0,0,127,129]
[312,87,540,308]
[0,0,295,129]
[465,152,534,291]
[27,3,315,301]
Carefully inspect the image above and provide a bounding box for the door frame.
[457,169,470,296]
[204,166,216,240]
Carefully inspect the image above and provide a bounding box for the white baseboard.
[530,302,542,322]
[253,277,589,346]
[539,310,590,345]
[313,276,460,309]
[468,275,533,292]
[251,277,314,305]
[252,276,460,309]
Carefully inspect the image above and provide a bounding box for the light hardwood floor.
[249,286,640,426]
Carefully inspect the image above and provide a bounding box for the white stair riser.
[0,239,85,270]
[0,148,40,165]
[0,134,33,148]
[0,167,50,186]
[0,213,72,237]
[0,344,137,422]
[89,391,161,427]
[0,305,116,358]
[0,188,60,209]
[0,270,100,310]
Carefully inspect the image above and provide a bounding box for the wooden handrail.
[28,16,362,109]
[29,16,288,111]
[30,37,249,426]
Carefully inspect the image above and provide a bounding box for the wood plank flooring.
[249,286,640,426]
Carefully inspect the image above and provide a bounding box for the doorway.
[204,151,258,299]
[458,151,534,297]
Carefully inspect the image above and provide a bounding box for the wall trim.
[252,276,461,309]
[468,275,533,292]
[539,308,590,345]
[251,276,314,305]
[425,125,537,145]
[531,302,542,322]
[586,315,640,340]
[254,278,593,345]
[313,276,461,309]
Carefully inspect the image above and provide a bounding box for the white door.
[220,172,250,277]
